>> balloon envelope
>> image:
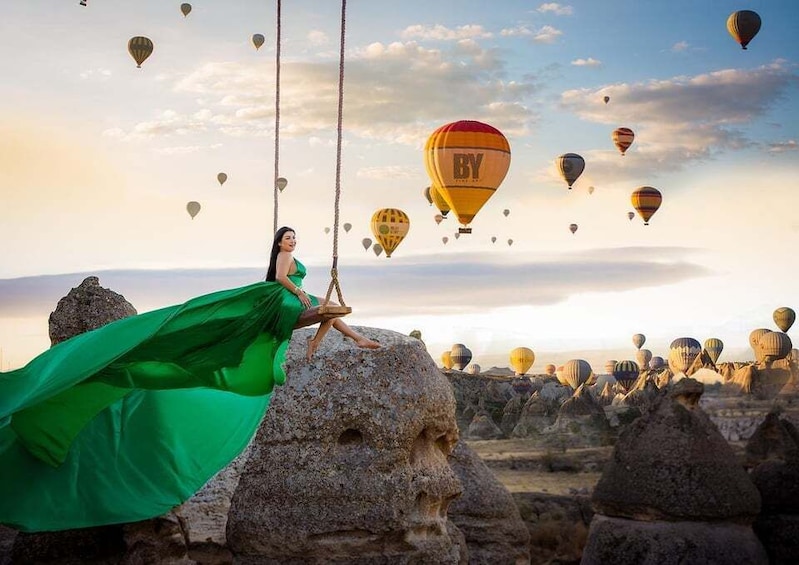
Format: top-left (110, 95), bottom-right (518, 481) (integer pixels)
top-left (507, 239), bottom-right (513, 246)
top-left (612, 127), bottom-right (635, 155)
top-left (631, 186), bottom-right (662, 225)
top-left (425, 120), bottom-right (511, 230)
top-left (758, 331), bottom-right (792, 363)
top-left (569, 223), bottom-right (578, 234)
top-left (727, 10), bottom-right (761, 50)
top-left (180, 3), bottom-right (192, 16)
top-left (217, 172), bottom-right (227, 186)
top-left (555, 153), bottom-right (585, 189)
top-left (434, 214), bottom-right (444, 225)
top-left (632, 333), bottom-right (646, 350)
top-left (343, 223), bottom-right (352, 233)
top-left (423, 186), bottom-right (433, 205)
top-left (636, 348), bottom-right (652, 369)
top-left (441, 351), bottom-right (454, 370)
top-left (276, 177), bottom-right (288, 191)
top-left (773, 307), bottom-right (796, 332)
top-left (703, 338), bottom-right (724, 364)
top-left (650, 356), bottom-right (665, 370)
top-left (361, 237), bottom-right (372, 251)
top-left (561, 359), bottom-right (593, 390)
top-left (545, 363), bottom-right (556, 376)
top-left (450, 344), bottom-right (472, 371)
top-left (466, 364), bottom-right (481, 375)
top-left (627, 211), bottom-right (635, 221)
top-left (370, 208), bottom-right (409, 258)
top-left (669, 337), bottom-right (702, 374)
top-left (429, 185), bottom-right (451, 217)
top-left (613, 360), bottom-right (640, 392)
top-left (603, 96), bottom-right (610, 104)
top-left (604, 360), bottom-right (618, 375)
top-left (186, 201), bottom-right (201, 219)
top-left (252, 34), bottom-right (265, 50)
top-left (503, 209), bottom-right (510, 217)
top-left (588, 186), bottom-right (595, 195)
top-left (324, 227), bottom-right (330, 234)
top-left (128, 36), bottom-right (154, 68)
top-left (509, 347), bottom-right (535, 376)
top-left (491, 236), bottom-right (497, 243)
top-left (372, 243), bottom-right (383, 257)
top-left (749, 328), bottom-right (771, 350)
top-left (442, 236), bottom-right (449, 245)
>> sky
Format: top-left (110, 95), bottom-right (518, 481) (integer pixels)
top-left (0, 0), bottom-right (797, 372)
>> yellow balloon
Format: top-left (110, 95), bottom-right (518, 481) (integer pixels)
top-left (370, 208), bottom-right (409, 258)
top-left (128, 36), bottom-right (154, 68)
top-left (509, 347), bottom-right (535, 376)
top-left (441, 351), bottom-right (454, 370)
top-left (429, 184), bottom-right (451, 217)
top-left (773, 307), bottom-right (796, 332)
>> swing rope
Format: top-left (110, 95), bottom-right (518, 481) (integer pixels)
top-left (272, 0), bottom-right (282, 234)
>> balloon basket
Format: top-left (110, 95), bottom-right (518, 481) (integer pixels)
top-left (458, 227), bottom-right (472, 234)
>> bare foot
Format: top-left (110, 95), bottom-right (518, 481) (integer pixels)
top-left (306, 337), bottom-right (321, 361)
top-left (353, 336), bottom-right (381, 349)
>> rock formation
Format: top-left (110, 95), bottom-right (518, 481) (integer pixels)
top-left (544, 384), bottom-right (611, 448)
top-left (511, 392), bottom-right (553, 438)
top-left (582, 378), bottom-right (768, 564)
top-left (467, 407), bottom-right (504, 440)
top-left (500, 394), bottom-right (525, 437)
top-left (685, 348), bottom-right (717, 377)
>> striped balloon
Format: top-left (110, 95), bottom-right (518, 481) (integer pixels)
top-left (370, 208), bottom-right (409, 258)
top-left (450, 344), bottom-right (472, 371)
top-left (757, 332), bottom-right (792, 364)
top-left (555, 153), bottom-right (585, 189)
top-left (561, 359), bottom-right (593, 390)
top-left (425, 121), bottom-right (510, 231)
top-left (636, 348), bottom-right (652, 369)
top-left (612, 127), bottom-right (635, 155)
top-left (669, 337), bottom-right (702, 374)
top-left (613, 360), bottom-right (640, 393)
top-left (466, 363), bottom-right (481, 375)
top-left (703, 338), bottom-right (724, 364)
top-left (631, 186), bottom-right (662, 225)
top-left (749, 328), bottom-right (771, 350)
top-left (649, 356), bottom-right (665, 370)
top-left (726, 10), bottom-right (761, 50)
top-left (127, 36), bottom-right (154, 68)
top-left (441, 351), bottom-right (454, 370)
top-left (509, 347), bottom-right (535, 376)
top-left (773, 307), bottom-right (796, 333)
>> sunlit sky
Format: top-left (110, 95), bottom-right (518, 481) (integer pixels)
top-left (1, 0), bottom-right (797, 371)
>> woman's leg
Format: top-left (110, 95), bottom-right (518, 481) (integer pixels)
top-left (307, 318), bottom-right (334, 361)
top-left (307, 297), bottom-right (381, 355)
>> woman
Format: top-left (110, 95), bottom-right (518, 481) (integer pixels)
top-left (267, 226), bottom-right (380, 360)
top-left (0, 226), bottom-right (377, 532)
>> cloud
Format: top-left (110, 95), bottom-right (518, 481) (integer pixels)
top-left (108, 41), bottom-right (539, 145)
top-left (307, 30), bottom-right (328, 46)
top-left (0, 247), bottom-right (711, 319)
top-left (400, 24), bottom-right (492, 41)
top-left (153, 143), bottom-right (223, 155)
top-left (356, 165), bottom-right (418, 180)
top-left (767, 139), bottom-right (798, 153)
top-left (537, 3), bottom-right (574, 16)
top-left (671, 41), bottom-right (689, 52)
top-left (572, 57), bottom-right (602, 67)
top-left (500, 24), bottom-right (563, 43)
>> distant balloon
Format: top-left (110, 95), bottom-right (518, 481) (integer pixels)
top-left (669, 337), bottom-right (702, 374)
top-left (757, 331), bottom-right (792, 364)
top-left (560, 359), bottom-right (593, 390)
top-left (429, 184), bottom-right (451, 218)
top-left (442, 236), bottom-right (449, 245)
top-left (773, 307), bottom-right (796, 332)
top-left (441, 351), bottom-right (454, 370)
top-left (649, 356), bottom-right (665, 370)
top-left (545, 363), bottom-right (556, 376)
top-left (128, 36), bottom-right (154, 68)
top-left (604, 360), bottom-right (618, 375)
top-left (454, 232), bottom-right (461, 240)
top-left (510, 347), bottom-right (535, 376)
top-left (636, 348), bottom-right (652, 369)
top-left (434, 214), bottom-right (444, 225)
top-left (423, 186), bottom-right (433, 206)
top-left (361, 237), bottom-right (372, 251)
top-left (632, 333), bottom-right (646, 350)
top-left (252, 34), bottom-right (265, 50)
top-left (588, 186), bottom-right (595, 195)
top-left (450, 344), bottom-right (472, 371)
top-left (186, 201), bottom-right (201, 219)
top-left (276, 177), bottom-right (288, 191)
top-left (503, 209), bottom-right (510, 217)
top-left (703, 338), bottom-right (724, 364)
top-left (631, 186), bottom-right (662, 225)
top-left (569, 223), bottom-right (578, 235)
top-left (555, 153), bottom-right (585, 189)
top-left (491, 236), bottom-right (497, 244)
top-left (466, 364), bottom-right (481, 375)
top-left (790, 348), bottom-right (799, 363)
top-left (371, 208), bottom-right (410, 258)
top-left (612, 127), bottom-right (635, 156)
top-left (603, 96), bottom-right (610, 104)
top-left (372, 243), bottom-right (383, 257)
top-left (613, 360), bottom-right (640, 393)
top-left (343, 222), bottom-right (352, 233)
top-left (180, 3), bottom-right (192, 17)
top-left (727, 10), bottom-right (761, 50)
top-left (749, 328), bottom-right (771, 350)
top-left (507, 239), bottom-right (513, 246)
top-left (627, 211), bottom-right (635, 221)
top-left (324, 227), bottom-right (330, 234)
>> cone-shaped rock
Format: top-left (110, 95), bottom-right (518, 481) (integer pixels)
top-left (685, 348), bottom-right (717, 377)
top-left (598, 382), bottom-right (615, 406)
top-left (500, 394), bottom-right (525, 436)
top-left (545, 384), bottom-right (611, 447)
top-left (467, 409), bottom-right (504, 440)
top-left (511, 392), bottom-right (553, 438)
top-left (621, 379), bottom-right (662, 415)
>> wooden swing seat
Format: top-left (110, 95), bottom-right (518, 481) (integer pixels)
top-left (294, 304), bottom-right (351, 329)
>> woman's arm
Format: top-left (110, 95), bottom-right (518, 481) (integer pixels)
top-left (275, 252), bottom-right (312, 308)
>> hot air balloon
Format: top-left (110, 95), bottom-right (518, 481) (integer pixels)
top-left (507, 239), bottom-right (513, 246)
top-left (441, 351), bottom-right (454, 370)
top-left (454, 232), bottom-right (461, 240)
top-left (569, 223), bottom-right (578, 234)
top-left (434, 214), bottom-right (444, 225)
top-left (560, 359), bottom-right (593, 390)
top-left (186, 201), bottom-right (201, 219)
top-left (425, 120), bottom-right (511, 233)
top-left (749, 328), bottom-right (771, 350)
top-left (555, 153), bottom-right (585, 189)
top-left (612, 127), bottom-right (635, 156)
top-left (790, 348), bottom-right (799, 363)
top-left (343, 222), bottom-right (352, 233)
top-left (252, 34), bottom-right (265, 50)
top-left (442, 236), bottom-right (449, 245)
top-left (588, 186), bottom-right (595, 195)
top-left (361, 237), bottom-right (372, 251)
top-left (372, 243), bottom-right (383, 257)
top-left (429, 185), bottom-right (451, 218)
top-left (324, 227), bottom-right (331, 234)
top-left (217, 172), bottom-right (227, 186)
top-left (627, 211), bottom-right (635, 221)
top-left (503, 209), bottom-right (510, 217)
top-left (491, 236), bottom-right (497, 244)
top-left (180, 3), bottom-right (192, 17)
top-left (423, 186), bottom-right (433, 206)
top-left (636, 348), bottom-right (652, 369)
top-left (466, 364), bottom-right (481, 375)
top-left (510, 347), bottom-right (535, 376)
top-left (703, 338), bottom-right (724, 364)
top-left (545, 363), bottom-right (556, 376)
top-left (604, 360), bottom-right (618, 375)
top-left (773, 307), bottom-right (796, 332)
top-left (757, 331), bottom-right (792, 364)
top-left (613, 360), bottom-right (640, 393)
top-left (632, 334), bottom-right (646, 350)
top-left (370, 208), bottom-right (409, 258)
top-left (128, 36), bottom-right (154, 68)
top-left (649, 356), bottom-right (665, 370)
top-left (450, 344), bottom-right (472, 371)
top-left (631, 186), bottom-right (662, 225)
top-left (276, 177), bottom-right (288, 192)
top-left (603, 96), bottom-right (610, 104)
top-left (669, 337), bottom-right (702, 374)
top-left (727, 10), bottom-right (761, 50)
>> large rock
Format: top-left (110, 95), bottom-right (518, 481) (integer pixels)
top-left (226, 327), bottom-right (465, 564)
top-left (48, 276), bottom-right (137, 346)
top-left (513, 492), bottom-right (592, 565)
top-left (467, 409), bottom-right (504, 440)
top-left (447, 442), bottom-right (530, 564)
top-left (500, 394), bottom-right (525, 436)
top-left (511, 392), bottom-right (553, 438)
top-left (544, 385), bottom-right (611, 448)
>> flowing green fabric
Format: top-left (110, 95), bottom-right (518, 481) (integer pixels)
top-left (0, 261), bottom-right (317, 532)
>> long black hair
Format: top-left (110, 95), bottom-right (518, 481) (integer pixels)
top-left (265, 226), bottom-right (295, 281)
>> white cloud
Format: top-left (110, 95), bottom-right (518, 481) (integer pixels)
top-left (500, 24), bottom-right (563, 43)
top-left (671, 41), bottom-right (689, 52)
top-left (537, 3), bottom-right (574, 16)
top-left (767, 139), bottom-right (798, 153)
top-left (356, 165), bottom-right (418, 180)
top-left (572, 57), bottom-right (602, 67)
top-left (400, 24), bottom-right (492, 41)
top-left (307, 30), bottom-right (328, 46)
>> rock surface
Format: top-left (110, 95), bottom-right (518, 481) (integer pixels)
top-left (544, 385), bottom-right (611, 448)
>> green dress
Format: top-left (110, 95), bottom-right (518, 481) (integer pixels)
top-left (0, 260), bottom-right (318, 532)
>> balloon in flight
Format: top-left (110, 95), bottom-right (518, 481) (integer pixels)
top-left (588, 186), bottom-right (595, 195)
top-left (441, 351), bottom-right (454, 370)
top-left (727, 10), bottom-right (761, 50)
top-left (569, 223), bottom-right (578, 235)
top-left (555, 153), bottom-right (585, 189)
top-left (324, 227), bottom-right (330, 234)
top-left (434, 214), bottom-right (444, 225)
top-left (749, 328), bottom-right (771, 350)
top-left (217, 172), bottom-right (227, 186)
top-left (650, 356), bottom-right (665, 370)
top-left (627, 211), bottom-right (635, 221)
top-left (450, 344), bottom-right (472, 371)
top-left (252, 34), bottom-right (265, 50)
top-left (603, 96), bottom-right (610, 104)
top-left (545, 363), bottom-right (556, 376)
top-left (186, 201), bottom-right (201, 219)
top-left (276, 177), bottom-right (288, 191)
top-left (454, 232), bottom-right (460, 240)
top-left (429, 184), bottom-right (451, 218)
top-left (180, 3), bottom-right (192, 17)
top-left (343, 222), bottom-right (352, 233)
top-left (669, 337), bottom-right (702, 374)
top-left (371, 208), bottom-right (410, 258)
top-left (636, 348), bottom-right (652, 369)
top-left (560, 359), bottom-right (593, 390)
top-left (507, 239), bottom-right (513, 246)
top-left (503, 209), bottom-right (510, 217)
top-left (491, 236), bottom-right (497, 244)
top-left (757, 331), bottom-right (792, 363)
top-left (703, 338), bottom-right (724, 364)
top-left (128, 36), bottom-right (154, 68)
top-left (372, 243), bottom-right (383, 257)
top-left (773, 307), bottom-right (796, 332)
top-left (612, 127), bottom-right (635, 156)
top-left (604, 360), bottom-right (618, 375)
top-left (631, 186), bottom-right (662, 225)
top-left (425, 120), bottom-right (511, 232)
top-left (423, 186), bottom-right (433, 206)
top-left (509, 347), bottom-right (535, 376)
top-left (361, 237), bottom-right (372, 251)
top-left (613, 360), bottom-right (640, 393)
top-left (632, 333), bottom-right (646, 350)
top-left (442, 236), bottom-right (449, 245)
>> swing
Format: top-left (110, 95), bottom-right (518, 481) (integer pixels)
top-left (270, 0), bottom-right (352, 328)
